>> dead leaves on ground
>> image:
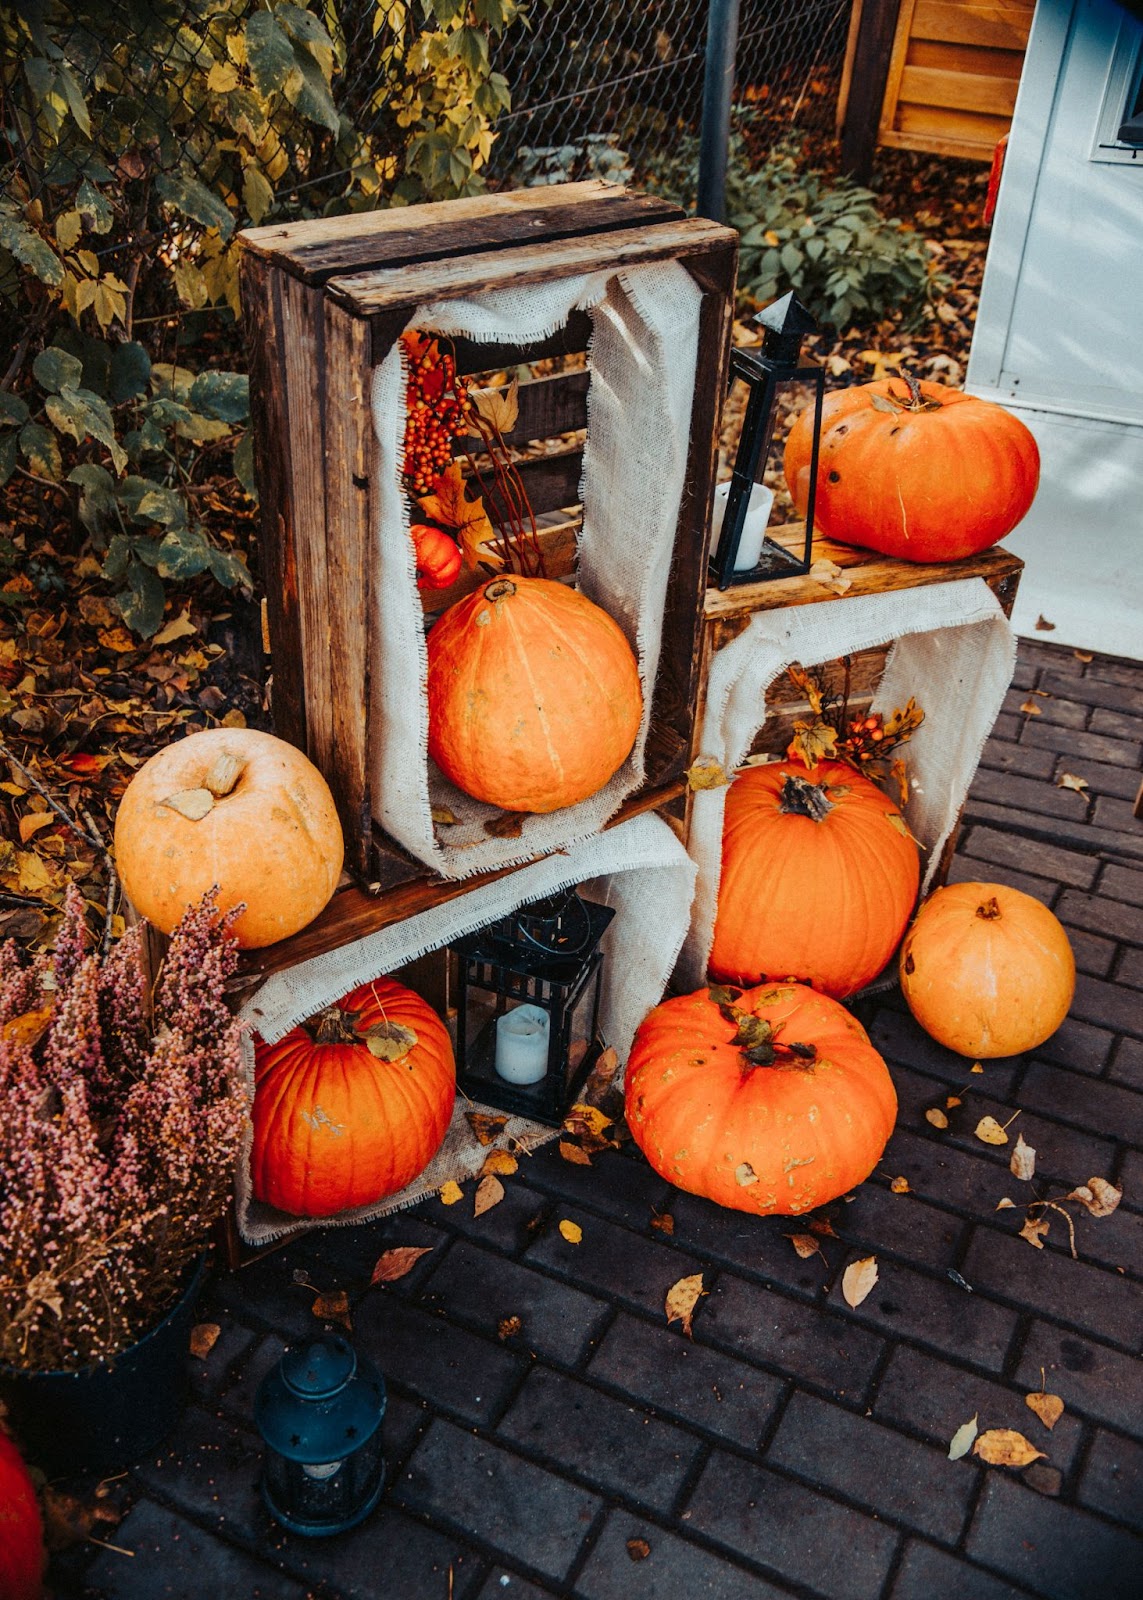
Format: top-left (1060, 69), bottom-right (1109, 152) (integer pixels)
top-left (474, 1174), bottom-right (505, 1217)
top-left (948, 1414), bottom-right (978, 1460)
top-left (665, 1273), bottom-right (705, 1337)
top-left (1069, 1177), bottom-right (1122, 1217)
top-left (841, 1255), bottom-right (879, 1309)
top-left (1010, 1134), bottom-right (1036, 1181)
top-left (558, 1219), bottom-right (583, 1245)
top-left (371, 1246), bottom-right (434, 1285)
top-left (1026, 1389), bottom-right (1065, 1431)
top-left (974, 1429), bottom-right (1046, 1468)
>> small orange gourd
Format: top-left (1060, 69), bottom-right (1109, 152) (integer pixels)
top-left (711, 760), bottom-right (920, 999)
top-left (900, 881), bottom-right (1075, 1057)
top-left (625, 981), bottom-right (897, 1215)
top-left (412, 523), bottom-right (462, 590)
top-left (251, 978), bottom-right (455, 1217)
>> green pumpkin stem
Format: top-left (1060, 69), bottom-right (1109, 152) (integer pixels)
top-left (779, 773), bottom-right (833, 823)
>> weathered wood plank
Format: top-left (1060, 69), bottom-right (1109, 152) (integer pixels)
top-left (912, 0), bottom-right (1033, 52)
top-left (456, 369), bottom-right (590, 450)
top-left (326, 219), bottom-right (738, 315)
top-left (448, 313), bottom-right (593, 376)
top-left (892, 102), bottom-right (1012, 150)
top-left (907, 36), bottom-right (1025, 75)
top-left (505, 448), bottom-right (584, 518)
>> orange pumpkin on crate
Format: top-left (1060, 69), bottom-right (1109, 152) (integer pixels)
top-left (900, 881), bottom-right (1075, 1058)
top-left (251, 978), bottom-right (456, 1217)
top-left (625, 981), bottom-right (897, 1215)
top-left (784, 376), bottom-right (1039, 563)
top-left (426, 575), bottom-right (643, 813)
top-left (710, 760), bottom-right (920, 1000)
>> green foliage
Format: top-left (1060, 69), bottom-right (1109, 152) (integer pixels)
top-left (645, 135), bottom-right (940, 330)
top-left (0, 0), bottom-right (530, 633)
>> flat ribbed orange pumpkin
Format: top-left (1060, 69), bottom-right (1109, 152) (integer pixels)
top-left (784, 377), bottom-right (1039, 562)
top-left (900, 881), bottom-right (1075, 1058)
top-left (251, 978), bottom-right (455, 1217)
top-left (426, 575), bottom-right (642, 812)
top-left (711, 760), bottom-right (920, 999)
top-left (115, 728), bottom-right (343, 948)
top-left (626, 981), bottom-right (897, 1214)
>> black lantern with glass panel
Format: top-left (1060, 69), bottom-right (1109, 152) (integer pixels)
top-left (710, 292), bottom-right (824, 589)
top-left (452, 887), bottom-right (615, 1126)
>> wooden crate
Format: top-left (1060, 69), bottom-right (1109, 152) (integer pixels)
top-left (839, 0), bottom-right (1033, 161)
top-left (238, 182), bottom-right (738, 886)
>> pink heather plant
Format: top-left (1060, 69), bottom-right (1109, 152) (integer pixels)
top-left (0, 887), bottom-right (247, 1371)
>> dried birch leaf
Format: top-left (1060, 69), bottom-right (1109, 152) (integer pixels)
top-left (474, 1175), bottom-right (504, 1216)
top-left (971, 1062), bottom-right (984, 1074)
top-left (925, 1107), bottom-right (949, 1130)
top-left (1010, 1134), bottom-right (1036, 1181)
top-left (481, 1149), bottom-right (518, 1177)
top-left (362, 1020), bottom-right (418, 1062)
top-left (808, 557), bottom-right (853, 595)
top-left (948, 1414), bottom-right (978, 1461)
top-left (189, 1322), bottom-right (221, 1360)
top-left (431, 805), bottom-right (459, 825)
top-left (889, 1176), bottom-right (911, 1194)
top-left (484, 810), bottom-right (526, 838)
top-left (371, 1246), bottom-right (433, 1285)
top-left (1025, 1391), bottom-right (1064, 1431)
top-left (466, 1113), bottom-right (509, 1146)
top-left (1069, 1178), bottom-right (1122, 1217)
top-left (559, 1139), bottom-right (592, 1165)
top-left (1019, 699), bottom-right (1042, 716)
top-left (564, 1103), bottom-right (612, 1141)
top-left (651, 1211), bottom-right (674, 1236)
top-left (686, 756), bottom-right (728, 791)
top-left (946, 1095), bottom-right (962, 1108)
top-left (18, 811), bottom-right (55, 842)
top-left (312, 1290), bottom-right (352, 1331)
top-left (975, 1115), bottom-right (1012, 1146)
top-left (1056, 773), bottom-right (1089, 792)
top-left (160, 786), bottom-right (214, 820)
top-left (996, 1197), bottom-right (1016, 1210)
top-left (787, 1232), bottom-right (825, 1261)
top-left (665, 1273), bottom-right (705, 1337)
top-left (973, 1429), bottom-right (1046, 1468)
top-left (439, 1179), bottom-right (464, 1206)
top-left (842, 1255), bottom-right (878, 1308)
top-left (1019, 1214), bottom-right (1050, 1249)
top-left (558, 1219), bottom-right (582, 1244)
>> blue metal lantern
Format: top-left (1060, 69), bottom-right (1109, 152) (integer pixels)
top-left (254, 1335), bottom-right (386, 1536)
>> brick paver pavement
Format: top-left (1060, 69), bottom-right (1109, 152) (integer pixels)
top-left (60, 640), bottom-right (1142, 1600)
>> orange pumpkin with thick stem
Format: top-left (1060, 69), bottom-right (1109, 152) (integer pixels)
top-left (115, 728), bottom-right (343, 948)
top-left (251, 978), bottom-right (455, 1217)
top-left (784, 376), bottom-right (1039, 563)
top-left (0, 1432), bottom-right (43, 1600)
top-left (625, 981), bottom-right (897, 1214)
top-left (710, 760), bottom-right (920, 1000)
top-left (900, 881), bottom-right (1075, 1058)
top-left (426, 575), bottom-right (643, 813)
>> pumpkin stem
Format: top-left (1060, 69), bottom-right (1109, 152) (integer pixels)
top-left (307, 1006), bottom-right (361, 1045)
top-left (779, 773), bottom-right (834, 822)
top-left (976, 897), bottom-right (1002, 920)
top-left (892, 370), bottom-right (942, 414)
top-left (203, 752), bottom-right (243, 799)
top-left (484, 578), bottom-right (517, 603)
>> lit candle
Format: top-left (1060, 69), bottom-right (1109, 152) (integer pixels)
top-left (712, 481), bottom-right (775, 572)
top-left (494, 1004), bottom-right (550, 1085)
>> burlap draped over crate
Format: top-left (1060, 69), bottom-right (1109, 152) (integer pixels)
top-left (677, 577), bottom-right (1018, 991)
top-left (234, 813), bottom-right (697, 1246)
top-left (369, 264), bottom-right (702, 879)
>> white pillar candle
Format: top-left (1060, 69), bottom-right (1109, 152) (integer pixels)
top-left (494, 1004), bottom-right (550, 1085)
top-left (712, 481), bottom-right (776, 572)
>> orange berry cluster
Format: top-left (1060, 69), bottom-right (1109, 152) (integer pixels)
top-left (839, 713), bottom-right (887, 764)
top-left (402, 332), bottom-right (470, 496)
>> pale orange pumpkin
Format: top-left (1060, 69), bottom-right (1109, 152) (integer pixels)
top-left (625, 981), bottom-right (897, 1214)
top-left (426, 575), bottom-right (643, 812)
top-left (710, 760), bottom-right (920, 999)
top-left (900, 881), bottom-right (1075, 1057)
top-left (251, 978), bottom-right (455, 1217)
top-left (115, 728), bottom-right (343, 948)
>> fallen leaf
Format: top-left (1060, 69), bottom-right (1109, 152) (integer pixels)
top-left (18, 810), bottom-right (56, 842)
top-left (497, 1314), bottom-right (523, 1341)
top-left (466, 1113), bottom-right (509, 1145)
top-left (787, 1232), bottom-right (825, 1261)
top-left (439, 1180), bottom-right (464, 1206)
top-left (159, 786), bottom-right (214, 821)
top-left (686, 756), bottom-right (728, 790)
top-left (221, 708), bottom-right (247, 728)
top-left (735, 1161), bottom-right (759, 1186)
top-left (1019, 699), bottom-right (1042, 716)
top-left (153, 609), bottom-right (197, 644)
top-left (558, 1219), bottom-right (582, 1244)
top-left (481, 1149), bottom-right (518, 1178)
top-left (973, 1429), bottom-right (1046, 1468)
top-left (564, 1103), bottom-right (612, 1142)
top-left (1034, 615), bottom-right (1056, 631)
top-left (786, 718), bottom-right (839, 769)
top-left (925, 1107), bottom-right (949, 1129)
top-left (484, 810), bottom-right (526, 838)
top-left (996, 1197), bottom-right (1016, 1210)
top-left (1020, 1214), bottom-right (1050, 1249)
top-left (665, 1273), bottom-right (705, 1337)
top-left (889, 1176), bottom-right (911, 1194)
top-left (971, 1062), bottom-right (984, 1074)
top-left (370, 1246), bottom-right (433, 1285)
top-left (948, 1414), bottom-right (978, 1460)
top-left (559, 1139), bottom-right (592, 1165)
top-left (947, 1269), bottom-right (974, 1293)
top-left (189, 1322), bottom-right (220, 1360)
top-left (1068, 1177), bottom-right (1122, 1217)
top-left (807, 1217), bottom-right (838, 1238)
top-left (1073, 649), bottom-right (1093, 663)
top-left (1026, 1391), bottom-right (1064, 1430)
top-left (474, 1174), bottom-right (505, 1216)
top-left (946, 1095), bottom-right (962, 1108)
top-left (97, 625), bottom-right (138, 653)
top-left (431, 804), bottom-right (459, 825)
top-left (2, 1005), bottom-right (53, 1050)
top-left (1056, 773), bottom-right (1089, 792)
top-left (471, 377), bottom-right (520, 435)
top-left (1010, 1134), bottom-right (1036, 1181)
top-left (361, 1020), bottom-right (418, 1062)
top-left (626, 1537), bottom-right (651, 1562)
top-left (312, 1290), bottom-right (352, 1331)
top-left (975, 1114), bottom-right (1015, 1146)
top-left (651, 1211), bottom-right (675, 1236)
top-left (841, 1255), bottom-right (878, 1308)
top-left (808, 556), bottom-right (852, 595)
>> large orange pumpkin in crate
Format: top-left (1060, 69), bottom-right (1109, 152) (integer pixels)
top-left (784, 377), bottom-right (1039, 563)
top-left (900, 881), bottom-right (1075, 1058)
top-left (625, 981), bottom-right (897, 1214)
top-left (710, 760), bottom-right (920, 999)
top-left (251, 978), bottom-right (456, 1217)
top-left (426, 575), bottom-right (643, 812)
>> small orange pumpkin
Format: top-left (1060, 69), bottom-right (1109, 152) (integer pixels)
top-left (784, 377), bottom-right (1039, 562)
top-left (115, 728), bottom-right (343, 948)
top-left (426, 575), bottom-right (643, 813)
top-left (625, 981), bottom-right (897, 1215)
top-left (900, 881), bottom-right (1075, 1057)
top-left (251, 978), bottom-right (456, 1217)
top-left (412, 523), bottom-right (462, 590)
top-left (711, 760), bottom-right (920, 999)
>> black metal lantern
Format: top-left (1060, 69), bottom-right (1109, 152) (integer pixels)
top-left (709, 291), bottom-right (824, 589)
top-left (452, 886), bottom-right (615, 1126)
top-left (254, 1335), bottom-right (386, 1537)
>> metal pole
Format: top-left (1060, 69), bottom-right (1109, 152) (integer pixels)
top-left (697, 0), bottom-right (740, 222)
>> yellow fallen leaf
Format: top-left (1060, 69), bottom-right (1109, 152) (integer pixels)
top-left (665, 1273), bottom-right (705, 1337)
top-left (1010, 1133), bottom-right (1036, 1181)
top-left (481, 1149), bottom-right (518, 1178)
top-left (558, 1219), bottom-right (582, 1244)
top-left (948, 1414), bottom-right (978, 1460)
top-left (946, 1095), bottom-right (962, 1108)
top-left (1026, 1391), bottom-right (1064, 1430)
top-left (153, 609), bottom-right (197, 645)
top-left (1019, 1214), bottom-right (1050, 1249)
top-left (466, 1113), bottom-right (509, 1145)
top-left (686, 756), bottom-right (728, 791)
top-left (1068, 1177), bottom-right (1122, 1217)
top-left (841, 1255), bottom-right (878, 1309)
top-left (1056, 773), bottom-right (1088, 792)
top-left (431, 805), bottom-right (459, 826)
top-left (890, 1176), bottom-right (911, 1194)
top-left (971, 1062), bottom-right (984, 1073)
top-left (18, 811), bottom-right (56, 843)
top-left (1, 1006), bottom-right (53, 1050)
top-left (925, 1107), bottom-right (949, 1130)
top-left (97, 626), bottom-right (138, 653)
top-left (1019, 699), bottom-right (1042, 716)
top-left (973, 1429), bottom-right (1046, 1468)
top-left (439, 1180), bottom-right (464, 1206)
top-left (189, 1322), bottom-right (220, 1360)
top-left (221, 708), bottom-right (246, 729)
top-left (975, 1114), bottom-right (1014, 1146)
top-left (559, 1140), bottom-right (592, 1166)
top-left (474, 1174), bottom-right (504, 1216)
top-left (563, 1103), bottom-right (612, 1141)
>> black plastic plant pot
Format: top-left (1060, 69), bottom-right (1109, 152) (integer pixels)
top-left (0, 1254), bottom-right (210, 1476)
